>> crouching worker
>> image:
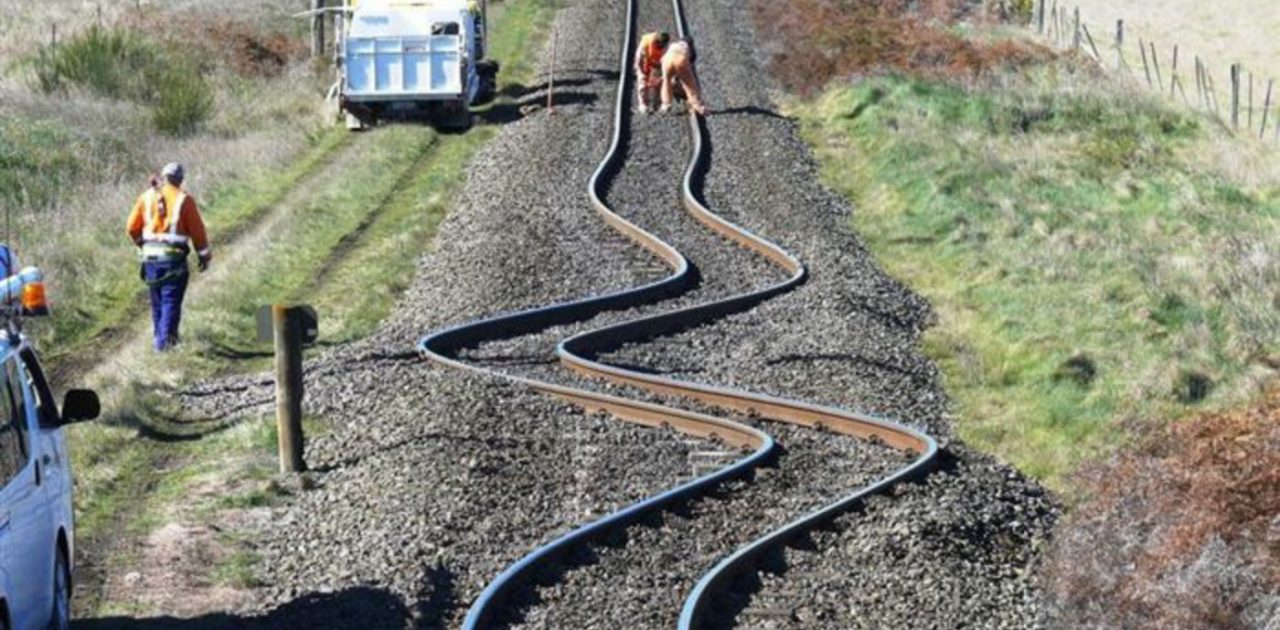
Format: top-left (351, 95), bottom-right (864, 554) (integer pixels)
top-left (660, 38), bottom-right (706, 116)
top-left (634, 31), bottom-right (670, 113)
top-left (126, 162), bottom-right (211, 351)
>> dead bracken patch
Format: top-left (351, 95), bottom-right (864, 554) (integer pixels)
top-left (122, 12), bottom-right (305, 78)
top-left (752, 0), bottom-right (1054, 94)
top-left (1043, 387), bottom-right (1280, 627)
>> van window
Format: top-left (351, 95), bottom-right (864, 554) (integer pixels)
top-left (0, 367), bottom-right (27, 486)
top-left (18, 349), bottom-right (57, 428)
top-left (5, 360), bottom-right (29, 446)
top-left (432, 22), bottom-right (459, 35)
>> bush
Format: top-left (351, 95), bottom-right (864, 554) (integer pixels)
top-left (31, 26), bottom-right (158, 101)
top-left (26, 26), bottom-right (212, 136)
top-left (151, 70), bottom-right (215, 137)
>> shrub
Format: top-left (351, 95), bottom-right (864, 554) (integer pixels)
top-left (25, 26), bottom-right (213, 136)
top-left (31, 26), bottom-right (158, 101)
top-left (150, 70), bottom-right (215, 137)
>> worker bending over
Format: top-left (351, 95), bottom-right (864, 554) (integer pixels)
top-left (634, 31), bottom-right (670, 113)
top-left (660, 38), bottom-right (706, 116)
top-left (126, 163), bottom-right (211, 351)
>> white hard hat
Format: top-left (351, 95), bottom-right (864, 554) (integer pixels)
top-left (161, 162), bottom-right (185, 183)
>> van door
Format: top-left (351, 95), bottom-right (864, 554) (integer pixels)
top-left (0, 364), bottom-right (51, 630)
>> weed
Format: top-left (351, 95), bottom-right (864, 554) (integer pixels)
top-left (212, 549), bottom-right (262, 588)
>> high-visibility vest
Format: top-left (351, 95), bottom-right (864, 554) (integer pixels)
top-left (638, 33), bottom-right (665, 75)
top-left (140, 188), bottom-right (189, 259)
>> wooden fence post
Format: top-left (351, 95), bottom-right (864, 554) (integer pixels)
top-left (1139, 39), bottom-right (1153, 88)
top-left (1037, 0), bottom-right (1047, 33)
top-left (1247, 71), bottom-right (1254, 130)
top-left (1072, 8), bottom-right (1081, 51)
top-left (1082, 23), bottom-right (1101, 61)
top-left (1261, 79), bottom-right (1273, 140)
top-left (311, 0), bottom-right (325, 59)
top-left (1230, 64), bottom-right (1240, 129)
top-left (1150, 42), bottom-right (1163, 92)
top-left (1170, 46), bottom-right (1179, 99)
top-left (273, 305), bottom-right (306, 473)
top-left (1195, 57), bottom-right (1206, 109)
top-left (1115, 20), bottom-right (1124, 70)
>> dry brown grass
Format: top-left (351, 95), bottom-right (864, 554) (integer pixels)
top-left (753, 0), bottom-right (1054, 94)
top-left (1043, 388), bottom-right (1280, 627)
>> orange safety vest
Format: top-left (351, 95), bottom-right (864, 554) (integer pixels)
top-left (638, 33), bottom-right (665, 75)
top-left (127, 184), bottom-right (210, 260)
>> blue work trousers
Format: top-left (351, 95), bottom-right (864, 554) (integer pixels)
top-left (142, 260), bottom-right (189, 351)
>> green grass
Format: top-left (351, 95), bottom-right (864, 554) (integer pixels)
top-left (39, 128), bottom-right (350, 367)
top-left (0, 116), bottom-right (135, 210)
top-left (793, 75), bottom-right (1280, 488)
top-left (67, 0), bottom-right (569, 615)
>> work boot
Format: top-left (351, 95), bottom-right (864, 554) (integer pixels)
top-left (638, 103), bottom-right (651, 114)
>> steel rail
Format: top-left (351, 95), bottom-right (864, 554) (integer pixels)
top-left (549, 1), bottom-right (937, 626)
top-left (420, 1), bottom-right (776, 627)
top-left (420, 0), bottom-right (938, 626)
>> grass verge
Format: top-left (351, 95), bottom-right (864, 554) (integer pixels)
top-left (792, 75), bottom-right (1280, 488)
top-left (67, 0), bottom-right (567, 616)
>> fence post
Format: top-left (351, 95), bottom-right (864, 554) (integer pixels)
top-left (1072, 7), bottom-right (1081, 52)
top-left (1082, 23), bottom-right (1101, 61)
top-left (1206, 66), bottom-right (1222, 117)
top-left (1115, 20), bottom-right (1124, 70)
top-left (273, 305), bottom-right (306, 473)
top-left (1247, 71), bottom-right (1254, 130)
top-left (1170, 46), bottom-right (1179, 99)
top-left (311, 0), bottom-right (325, 59)
top-left (1149, 42), bottom-right (1163, 92)
top-left (1230, 64), bottom-right (1240, 129)
top-left (1195, 57), bottom-right (1206, 109)
top-left (1261, 79), bottom-right (1273, 140)
top-left (1037, 0), bottom-right (1046, 33)
top-left (1139, 39), bottom-right (1153, 88)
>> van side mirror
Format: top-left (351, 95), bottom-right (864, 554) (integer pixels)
top-left (61, 389), bottom-right (100, 424)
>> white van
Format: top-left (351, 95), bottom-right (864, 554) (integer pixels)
top-left (0, 256), bottom-right (99, 630)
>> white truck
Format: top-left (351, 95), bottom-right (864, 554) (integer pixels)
top-left (335, 0), bottom-right (498, 130)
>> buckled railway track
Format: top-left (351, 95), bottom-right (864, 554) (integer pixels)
top-left (418, 0), bottom-right (938, 626)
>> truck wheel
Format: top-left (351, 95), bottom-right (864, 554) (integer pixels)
top-left (47, 546), bottom-right (70, 630)
top-left (440, 102), bottom-right (473, 131)
top-left (345, 112), bottom-right (369, 131)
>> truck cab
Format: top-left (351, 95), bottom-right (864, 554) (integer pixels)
top-left (0, 250), bottom-right (99, 630)
top-left (338, 0), bottom-right (498, 129)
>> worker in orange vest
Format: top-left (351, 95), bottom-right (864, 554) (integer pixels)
top-left (660, 38), bottom-right (706, 116)
top-left (634, 31), bottom-right (670, 113)
top-left (126, 163), bottom-right (211, 351)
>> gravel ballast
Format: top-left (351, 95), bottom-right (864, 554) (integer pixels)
top-left (176, 0), bottom-right (1059, 626)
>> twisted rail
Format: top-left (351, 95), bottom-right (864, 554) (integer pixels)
top-left (420, 0), bottom-right (938, 626)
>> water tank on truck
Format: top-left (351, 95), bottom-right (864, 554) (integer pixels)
top-left (334, 0), bottom-right (499, 130)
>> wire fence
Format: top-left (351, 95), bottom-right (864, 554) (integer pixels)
top-left (1029, 0), bottom-right (1279, 142)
